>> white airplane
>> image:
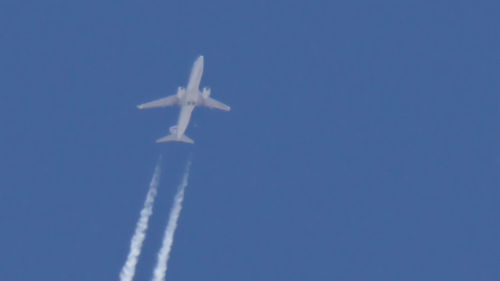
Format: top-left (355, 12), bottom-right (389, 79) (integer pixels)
top-left (137, 56), bottom-right (230, 144)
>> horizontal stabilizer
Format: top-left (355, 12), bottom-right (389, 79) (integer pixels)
top-left (156, 134), bottom-right (194, 144)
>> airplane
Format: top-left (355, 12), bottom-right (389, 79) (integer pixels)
top-left (137, 56), bottom-right (230, 144)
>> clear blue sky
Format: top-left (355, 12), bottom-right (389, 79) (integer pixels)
top-left (1, 1), bottom-right (499, 280)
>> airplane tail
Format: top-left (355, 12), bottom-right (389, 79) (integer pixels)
top-left (156, 134), bottom-right (194, 144)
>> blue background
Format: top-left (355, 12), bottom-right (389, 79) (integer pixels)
top-left (1, 1), bottom-right (499, 280)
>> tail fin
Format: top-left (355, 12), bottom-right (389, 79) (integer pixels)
top-left (156, 134), bottom-right (194, 144)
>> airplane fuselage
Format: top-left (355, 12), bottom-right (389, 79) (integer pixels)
top-left (174, 56), bottom-right (205, 139)
top-left (175, 104), bottom-right (195, 139)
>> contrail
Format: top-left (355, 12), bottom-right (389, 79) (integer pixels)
top-left (152, 161), bottom-right (191, 281)
top-left (119, 157), bottom-right (162, 281)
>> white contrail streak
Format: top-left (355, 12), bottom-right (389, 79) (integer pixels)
top-left (119, 158), bottom-right (162, 281)
top-left (152, 161), bottom-right (191, 281)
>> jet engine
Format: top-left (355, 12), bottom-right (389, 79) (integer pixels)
top-left (177, 87), bottom-right (186, 97)
top-left (202, 87), bottom-right (211, 98)
top-left (169, 125), bottom-right (178, 134)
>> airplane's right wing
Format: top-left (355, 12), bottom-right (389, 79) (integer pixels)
top-left (203, 97), bottom-right (231, 111)
top-left (137, 95), bottom-right (179, 109)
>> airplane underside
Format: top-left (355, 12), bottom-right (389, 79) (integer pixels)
top-left (137, 55), bottom-right (230, 144)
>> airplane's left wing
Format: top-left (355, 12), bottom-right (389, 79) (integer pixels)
top-left (137, 95), bottom-right (179, 109)
top-left (203, 97), bottom-right (231, 111)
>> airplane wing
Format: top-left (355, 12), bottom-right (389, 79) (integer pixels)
top-left (203, 97), bottom-right (231, 111)
top-left (137, 95), bottom-right (179, 109)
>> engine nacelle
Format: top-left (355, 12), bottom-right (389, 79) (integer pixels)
top-left (202, 87), bottom-right (211, 99)
top-left (169, 125), bottom-right (178, 134)
top-left (177, 87), bottom-right (186, 97)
